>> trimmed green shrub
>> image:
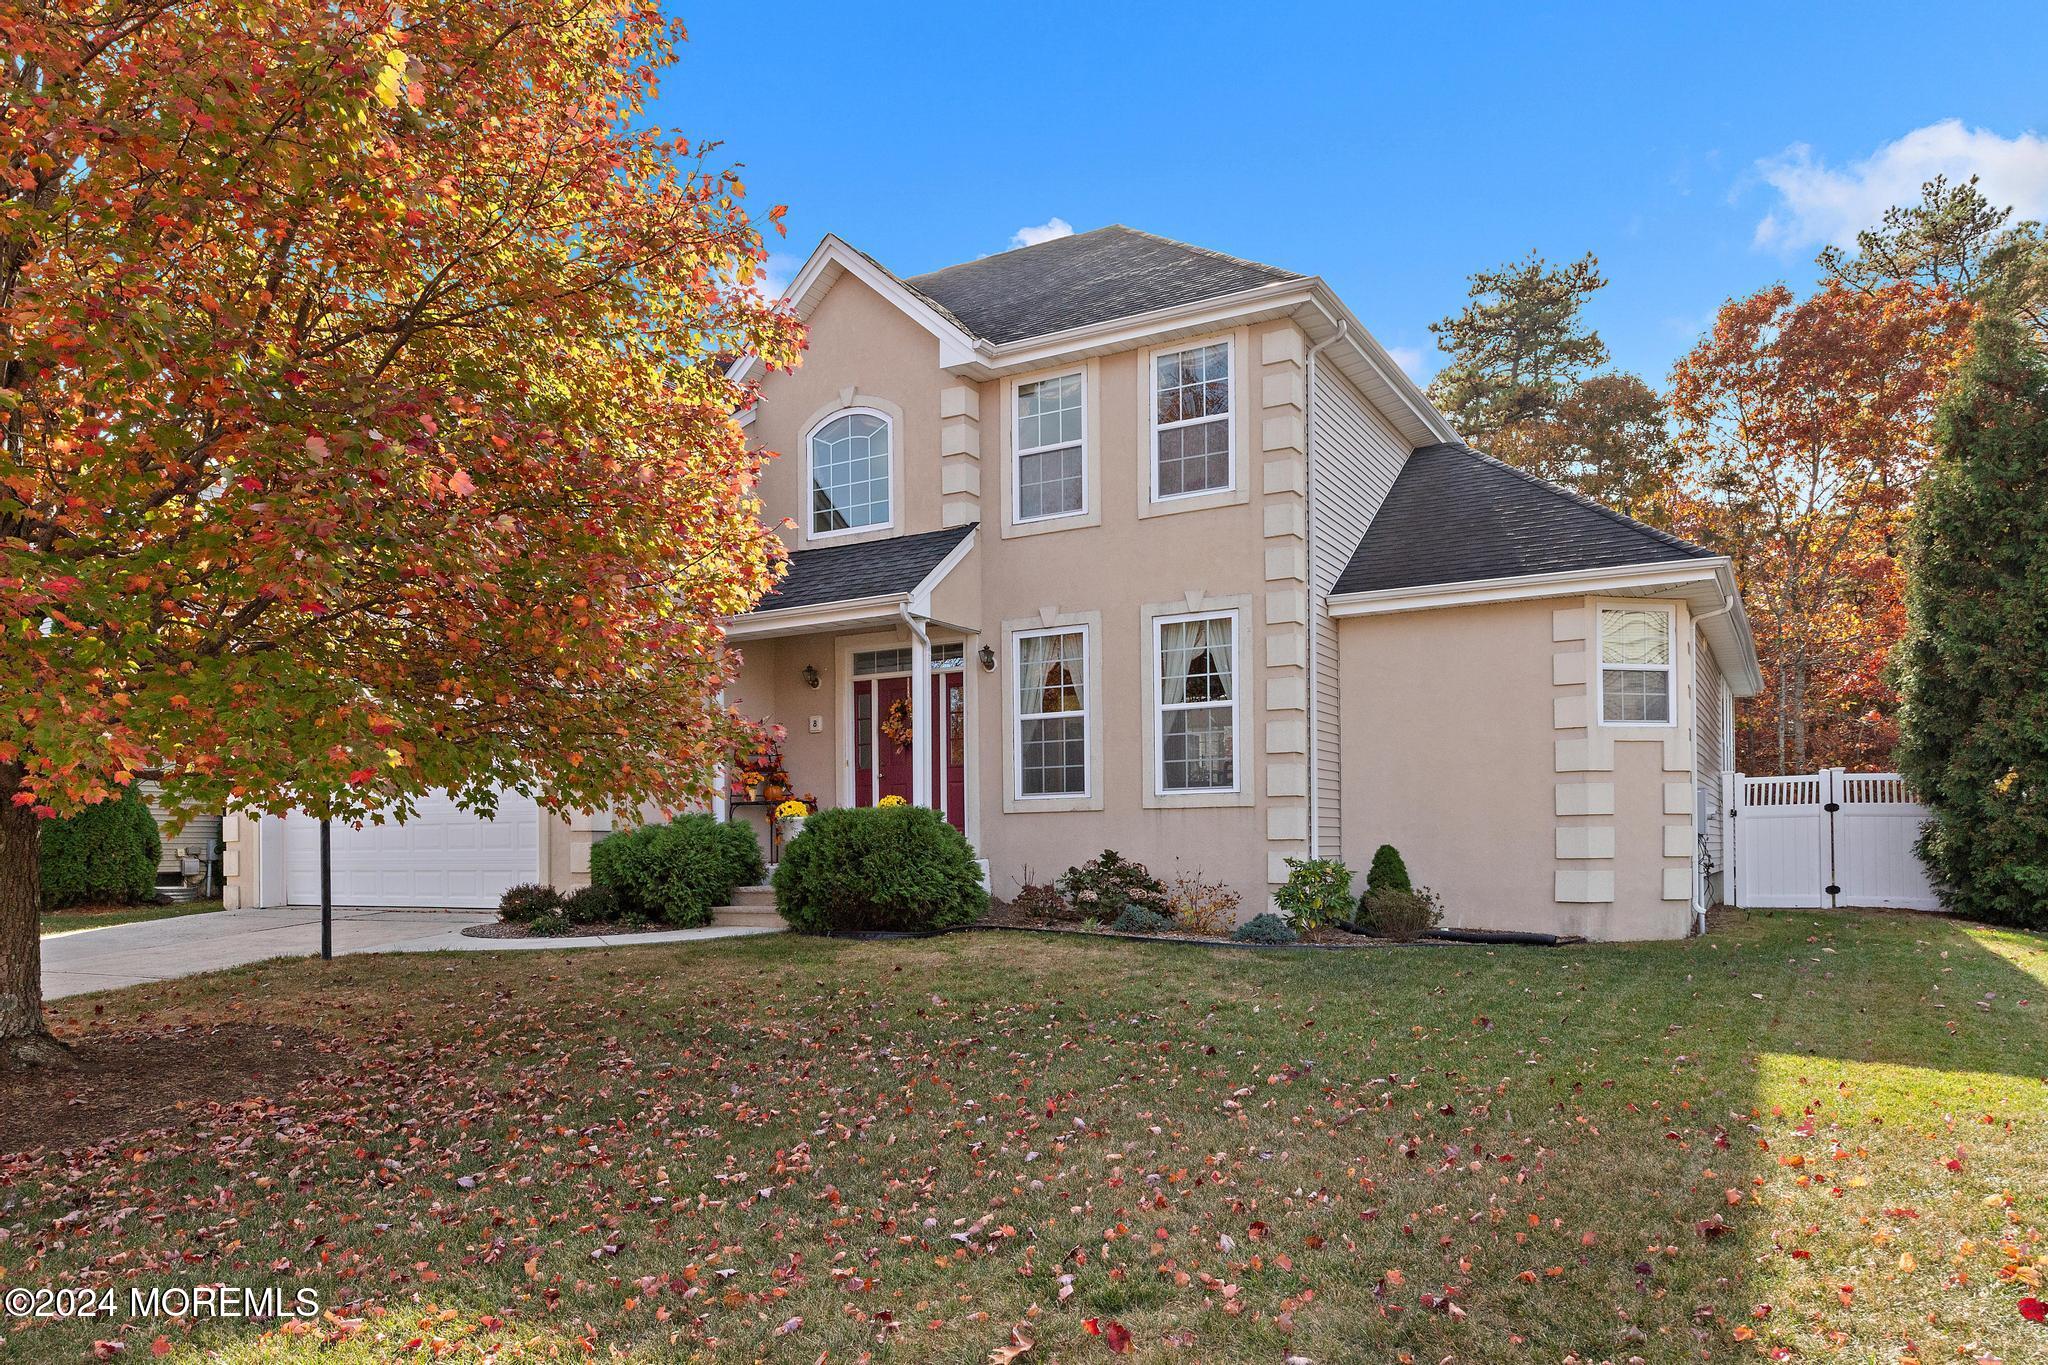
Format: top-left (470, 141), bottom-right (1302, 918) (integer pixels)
top-left (1231, 912), bottom-right (1297, 945)
top-left (773, 805), bottom-right (986, 934)
top-left (1365, 844), bottom-right (1412, 895)
top-left (588, 814), bottom-right (762, 927)
top-left (40, 786), bottom-right (161, 909)
top-left (1895, 316), bottom-right (2048, 928)
top-left (561, 883), bottom-right (618, 923)
top-left (1356, 886), bottom-right (1444, 941)
top-left (498, 883), bottom-right (564, 924)
top-left (1273, 857), bottom-right (1353, 931)
top-left (1056, 850), bottom-right (1167, 918)
top-left (1110, 905), bottom-right (1174, 934)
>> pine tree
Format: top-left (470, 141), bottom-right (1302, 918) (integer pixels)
top-left (1893, 317), bottom-right (2048, 927)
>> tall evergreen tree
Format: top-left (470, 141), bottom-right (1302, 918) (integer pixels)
top-left (1894, 317), bottom-right (2048, 927)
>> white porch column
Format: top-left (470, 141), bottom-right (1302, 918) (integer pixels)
top-left (910, 629), bottom-right (932, 807)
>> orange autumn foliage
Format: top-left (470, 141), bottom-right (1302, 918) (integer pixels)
top-left (1667, 282), bottom-right (1973, 773)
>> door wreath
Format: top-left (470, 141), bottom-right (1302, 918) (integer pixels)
top-left (880, 696), bottom-right (916, 751)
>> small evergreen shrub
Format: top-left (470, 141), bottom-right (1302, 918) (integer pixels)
top-left (1356, 886), bottom-right (1444, 941)
top-left (1273, 857), bottom-right (1353, 931)
top-left (1165, 874), bottom-right (1240, 936)
top-left (1007, 881), bottom-right (1075, 922)
top-left (1110, 905), bottom-right (1175, 934)
top-left (528, 909), bottom-right (574, 937)
top-left (498, 883), bottom-right (564, 924)
top-left (773, 805), bottom-right (987, 933)
top-left (561, 883), bottom-right (618, 923)
top-left (40, 786), bottom-right (162, 909)
top-left (589, 814), bottom-right (763, 927)
top-left (1365, 844), bottom-right (1412, 894)
top-left (1231, 913), bottom-right (1297, 945)
top-left (1056, 850), bottom-right (1167, 918)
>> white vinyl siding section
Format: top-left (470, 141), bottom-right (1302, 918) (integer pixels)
top-left (1306, 362), bottom-right (1410, 861)
top-left (1695, 640), bottom-right (1729, 900)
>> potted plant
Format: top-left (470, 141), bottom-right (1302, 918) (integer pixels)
top-left (774, 798), bottom-right (810, 842)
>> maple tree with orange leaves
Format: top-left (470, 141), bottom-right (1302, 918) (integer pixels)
top-left (0, 1), bottom-right (803, 1058)
top-left (1667, 281), bottom-right (1974, 775)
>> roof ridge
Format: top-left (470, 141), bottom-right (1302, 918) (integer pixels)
top-left (900, 225), bottom-right (1121, 285)
top-left (1417, 441), bottom-right (1714, 560)
top-left (1103, 224), bottom-right (1303, 282)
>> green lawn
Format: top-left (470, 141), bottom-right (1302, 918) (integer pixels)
top-left (11, 910), bottom-right (2048, 1362)
top-left (40, 898), bottom-right (225, 937)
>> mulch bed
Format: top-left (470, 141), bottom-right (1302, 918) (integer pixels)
top-left (970, 902), bottom-right (1412, 948)
top-left (459, 919), bottom-right (696, 940)
top-left (0, 1023), bottom-right (330, 1155)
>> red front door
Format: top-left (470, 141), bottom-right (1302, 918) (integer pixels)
top-left (854, 674), bottom-right (915, 806)
top-left (930, 670), bottom-right (966, 831)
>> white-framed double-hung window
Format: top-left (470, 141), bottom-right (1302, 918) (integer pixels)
top-left (1598, 605), bottom-right (1675, 725)
top-left (1151, 340), bottom-right (1233, 499)
top-left (1015, 628), bottom-right (1089, 797)
top-left (1014, 372), bottom-right (1085, 521)
top-left (1155, 612), bottom-right (1237, 792)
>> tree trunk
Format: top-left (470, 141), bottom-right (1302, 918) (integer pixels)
top-left (0, 767), bottom-right (69, 1067)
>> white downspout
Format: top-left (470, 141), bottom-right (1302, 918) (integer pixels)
top-left (1688, 596), bottom-right (1738, 934)
top-left (1302, 321), bottom-right (1346, 860)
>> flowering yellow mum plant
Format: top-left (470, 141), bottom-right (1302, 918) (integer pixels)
top-left (774, 799), bottom-right (809, 819)
top-left (877, 794), bottom-right (909, 808)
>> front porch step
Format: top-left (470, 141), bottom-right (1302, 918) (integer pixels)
top-left (711, 902), bottom-right (788, 929)
top-left (729, 883), bottom-right (778, 909)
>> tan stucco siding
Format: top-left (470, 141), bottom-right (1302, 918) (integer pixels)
top-left (1340, 599), bottom-right (1561, 926)
top-left (1340, 593), bottom-right (1699, 941)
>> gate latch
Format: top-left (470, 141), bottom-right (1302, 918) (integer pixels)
top-left (1825, 884), bottom-right (1841, 897)
top-left (1823, 801), bottom-right (1840, 812)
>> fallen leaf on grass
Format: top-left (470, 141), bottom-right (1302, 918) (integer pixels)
top-left (2019, 1296), bottom-right (2047, 1323)
top-left (989, 1322), bottom-right (1034, 1362)
top-left (1083, 1317), bottom-right (1133, 1353)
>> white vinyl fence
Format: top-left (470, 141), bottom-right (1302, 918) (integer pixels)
top-left (1726, 769), bottom-right (1942, 911)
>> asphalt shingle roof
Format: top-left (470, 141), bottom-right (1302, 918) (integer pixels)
top-left (1333, 443), bottom-right (1714, 596)
top-left (748, 524), bottom-right (975, 615)
top-left (904, 226), bottom-right (1301, 344)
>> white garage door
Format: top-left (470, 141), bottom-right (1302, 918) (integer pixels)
top-left (285, 789), bottom-right (541, 908)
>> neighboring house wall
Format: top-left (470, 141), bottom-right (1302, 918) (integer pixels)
top-left (1305, 360), bottom-right (1408, 861)
top-left (1340, 593), bottom-right (1700, 940)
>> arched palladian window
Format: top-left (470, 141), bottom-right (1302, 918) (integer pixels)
top-left (809, 410), bottom-right (891, 535)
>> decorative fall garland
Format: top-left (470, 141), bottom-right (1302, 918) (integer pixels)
top-left (880, 697), bottom-right (916, 751)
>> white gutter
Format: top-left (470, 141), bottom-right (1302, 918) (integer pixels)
top-left (1687, 595), bottom-right (1739, 936)
top-left (1302, 321), bottom-right (1346, 860)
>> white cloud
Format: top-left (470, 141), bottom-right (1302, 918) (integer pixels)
top-left (747, 251), bottom-right (801, 302)
top-left (1753, 120), bottom-right (2048, 251)
top-left (1385, 344), bottom-right (1432, 383)
top-left (1009, 217), bottom-right (1075, 249)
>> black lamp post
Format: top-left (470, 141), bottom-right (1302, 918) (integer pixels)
top-left (319, 816), bottom-right (333, 960)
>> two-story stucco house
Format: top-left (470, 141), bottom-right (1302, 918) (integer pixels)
top-left (719, 227), bottom-right (1760, 940)
top-left (222, 226), bottom-right (1760, 941)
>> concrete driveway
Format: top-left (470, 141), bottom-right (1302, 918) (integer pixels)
top-left (41, 906), bottom-right (775, 1000)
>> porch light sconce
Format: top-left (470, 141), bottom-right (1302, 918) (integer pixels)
top-left (978, 644), bottom-right (996, 672)
top-left (800, 664), bottom-right (820, 689)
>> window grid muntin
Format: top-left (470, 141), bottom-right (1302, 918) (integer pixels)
top-left (1156, 612), bottom-right (1237, 793)
top-left (1015, 372), bottom-right (1086, 522)
top-left (809, 410), bottom-right (892, 536)
top-left (1151, 341), bottom-right (1233, 500)
top-left (1015, 628), bottom-right (1088, 798)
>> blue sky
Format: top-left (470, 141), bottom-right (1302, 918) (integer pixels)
top-left (661, 2), bottom-right (2048, 387)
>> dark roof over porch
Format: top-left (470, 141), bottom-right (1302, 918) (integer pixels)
top-left (746, 523), bottom-right (977, 616)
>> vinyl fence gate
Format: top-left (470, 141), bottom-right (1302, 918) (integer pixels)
top-left (1726, 769), bottom-right (1941, 911)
